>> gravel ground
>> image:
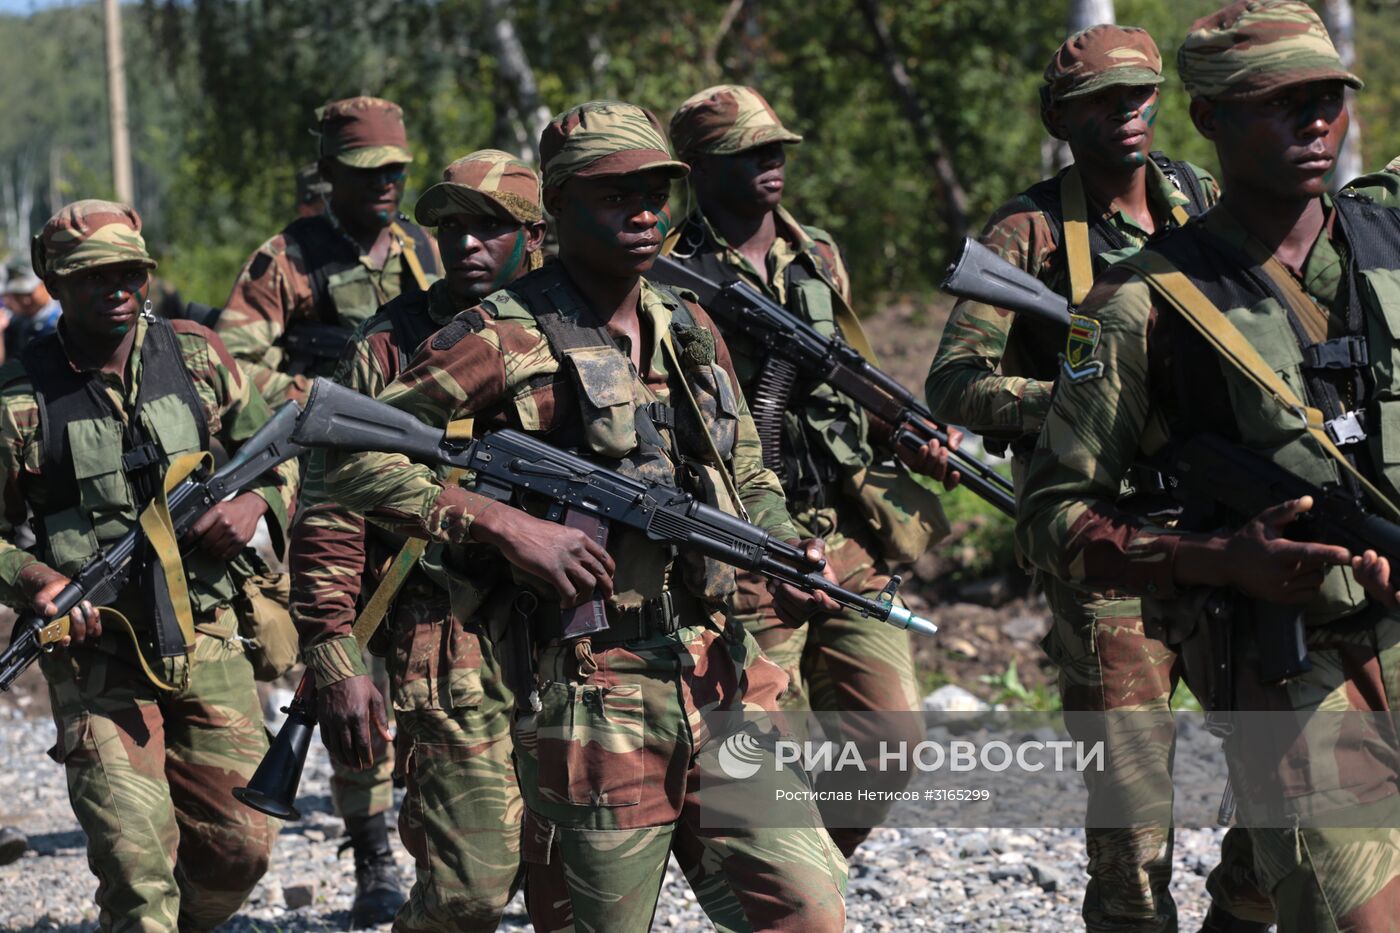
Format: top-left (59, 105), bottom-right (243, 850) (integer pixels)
top-left (0, 703), bottom-right (1261, 932)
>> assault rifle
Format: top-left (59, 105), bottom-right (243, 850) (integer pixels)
top-left (0, 400), bottom-right (306, 691)
top-left (940, 237), bottom-right (1073, 328)
top-left (292, 378), bottom-right (937, 639)
top-left (941, 236), bottom-right (1400, 685)
top-left (648, 255), bottom-right (1016, 517)
top-left (233, 378), bottom-right (941, 820)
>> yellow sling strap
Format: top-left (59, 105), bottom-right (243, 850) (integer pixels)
top-left (93, 449), bottom-right (214, 692)
top-left (1060, 165), bottom-right (1096, 306)
top-left (349, 417), bottom-right (474, 647)
top-left (831, 295), bottom-right (880, 367)
top-left (1122, 250), bottom-right (1400, 523)
top-left (390, 221), bottom-right (432, 293)
top-left (1065, 163), bottom-right (1194, 304)
top-left (660, 328), bottom-right (751, 523)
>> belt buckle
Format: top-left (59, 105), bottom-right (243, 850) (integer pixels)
top-left (649, 590), bottom-right (678, 636)
top-left (1324, 410), bottom-right (1367, 446)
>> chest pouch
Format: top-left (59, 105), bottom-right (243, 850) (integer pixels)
top-left (562, 345), bottom-right (642, 461)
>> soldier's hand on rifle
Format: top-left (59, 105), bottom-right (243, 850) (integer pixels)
top-left (318, 673), bottom-right (392, 772)
top-left (1177, 496), bottom-right (1351, 604)
top-left (770, 538), bottom-right (843, 625)
top-left (896, 427), bottom-right (964, 490)
top-left (19, 563), bottom-right (100, 646)
top-left (471, 502), bottom-right (616, 608)
top-left (1351, 549), bottom-right (1400, 608)
top-left (188, 492), bottom-right (269, 560)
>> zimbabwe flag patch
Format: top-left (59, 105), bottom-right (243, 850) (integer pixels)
top-left (1061, 313), bottom-right (1104, 382)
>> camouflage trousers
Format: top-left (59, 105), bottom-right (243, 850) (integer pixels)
top-left (386, 593), bottom-right (522, 931)
top-left (1201, 610), bottom-right (1400, 932)
top-left (40, 610), bottom-right (275, 932)
top-left (515, 616), bottom-right (848, 933)
top-left (1043, 577), bottom-right (1270, 932)
top-left (330, 650), bottom-right (394, 821)
top-left (732, 505), bottom-right (922, 858)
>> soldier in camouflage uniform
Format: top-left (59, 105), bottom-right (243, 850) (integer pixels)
top-left (316, 100), bottom-right (849, 931)
top-left (659, 84), bottom-right (958, 859)
top-left (219, 96), bottom-right (435, 916)
top-left (218, 96), bottom-right (441, 405)
top-left (290, 150), bottom-right (547, 930)
top-left (0, 200), bottom-right (298, 930)
top-left (1016, 3), bottom-right (1400, 929)
top-left (924, 27), bottom-right (1251, 933)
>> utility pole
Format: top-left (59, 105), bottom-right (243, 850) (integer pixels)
top-left (103, 0), bottom-right (133, 204)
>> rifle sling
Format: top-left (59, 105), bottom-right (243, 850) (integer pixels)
top-left (349, 417), bottom-right (473, 648)
top-left (391, 221), bottom-right (432, 293)
top-left (1060, 164), bottom-right (1193, 307)
top-left (1122, 250), bottom-right (1400, 522)
top-left (101, 449), bottom-right (212, 692)
top-left (660, 329), bottom-right (750, 523)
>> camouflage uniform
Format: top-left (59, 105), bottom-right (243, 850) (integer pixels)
top-left (317, 101), bottom-right (847, 931)
top-left (220, 98), bottom-right (438, 856)
top-left (291, 150), bottom-right (546, 930)
top-left (925, 29), bottom-right (1232, 932)
top-left (1016, 5), bottom-right (1400, 928)
top-left (217, 96), bottom-right (441, 406)
top-left (662, 84), bottom-right (929, 859)
top-left (2, 201), bottom-right (298, 931)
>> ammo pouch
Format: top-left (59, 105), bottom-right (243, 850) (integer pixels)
top-left (841, 460), bottom-right (950, 565)
top-left (229, 551), bottom-right (298, 681)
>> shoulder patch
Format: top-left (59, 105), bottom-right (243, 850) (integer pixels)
top-left (429, 311), bottom-right (486, 350)
top-left (1061, 313), bottom-right (1104, 383)
top-left (247, 252), bottom-right (274, 282)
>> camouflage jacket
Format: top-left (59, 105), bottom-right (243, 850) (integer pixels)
top-left (317, 263), bottom-right (798, 620)
top-left (0, 315), bottom-right (298, 610)
top-left (1015, 194), bottom-right (1395, 612)
top-left (667, 207), bottom-right (876, 493)
top-left (926, 158), bottom-right (1218, 443)
top-left (290, 281), bottom-right (463, 686)
top-left (217, 209), bottom-right (440, 405)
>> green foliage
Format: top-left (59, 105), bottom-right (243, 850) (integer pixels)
top-left (0, 0), bottom-right (1397, 304)
top-left (938, 480), bottom-right (1019, 581)
top-left (979, 659), bottom-right (1061, 711)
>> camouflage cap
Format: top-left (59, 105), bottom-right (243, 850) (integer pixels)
top-left (32, 199), bottom-right (157, 279)
top-left (539, 100), bottom-right (688, 190)
top-left (414, 149), bottom-right (543, 226)
top-left (669, 85), bottom-right (803, 158)
top-left (1178, 0), bottom-right (1362, 101)
top-left (1043, 25), bottom-right (1164, 103)
top-left (317, 96), bottom-right (413, 169)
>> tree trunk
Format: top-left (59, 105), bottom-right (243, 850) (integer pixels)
top-left (482, 0), bottom-right (552, 162)
top-left (854, 0), bottom-right (970, 239)
top-left (1047, 0), bottom-right (1115, 173)
top-left (1321, 0), bottom-right (1363, 189)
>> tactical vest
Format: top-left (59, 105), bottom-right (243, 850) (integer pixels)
top-left (1009, 153), bottom-right (1212, 386)
top-left (663, 220), bottom-right (863, 509)
top-left (280, 214), bottom-right (438, 376)
top-left (1147, 193), bottom-right (1400, 624)
top-left (21, 317), bottom-right (235, 653)
top-left (485, 267), bottom-right (744, 609)
top-left (385, 288), bottom-right (444, 371)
